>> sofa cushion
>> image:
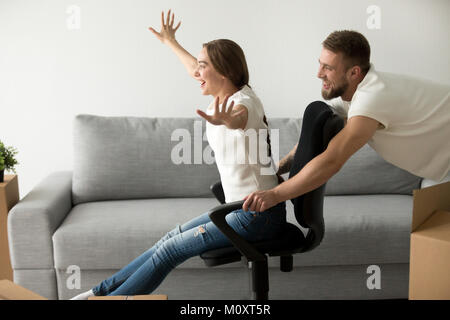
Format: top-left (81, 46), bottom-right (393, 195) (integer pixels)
top-left (325, 144), bottom-right (422, 195)
top-left (269, 118), bottom-right (422, 195)
top-left (52, 195), bottom-right (413, 270)
top-left (72, 116), bottom-right (302, 205)
top-left (52, 198), bottom-right (242, 270)
top-left (264, 118), bottom-right (302, 164)
top-left (293, 194), bottom-right (413, 266)
top-left (72, 115), bottom-right (220, 205)
top-left (72, 115), bottom-right (421, 205)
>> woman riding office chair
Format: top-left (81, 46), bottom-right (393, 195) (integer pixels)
top-left (200, 102), bottom-right (345, 300)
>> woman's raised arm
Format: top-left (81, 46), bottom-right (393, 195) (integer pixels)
top-left (149, 10), bottom-right (199, 79)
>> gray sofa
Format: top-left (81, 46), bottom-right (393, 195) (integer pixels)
top-left (8, 114), bottom-right (425, 300)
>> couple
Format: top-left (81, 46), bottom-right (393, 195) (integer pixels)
top-left (71, 10), bottom-right (450, 299)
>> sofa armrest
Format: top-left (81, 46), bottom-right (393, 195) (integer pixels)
top-left (208, 200), bottom-right (266, 262)
top-left (7, 171), bottom-right (73, 269)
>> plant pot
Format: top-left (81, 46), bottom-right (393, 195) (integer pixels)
top-left (0, 169), bottom-right (4, 183)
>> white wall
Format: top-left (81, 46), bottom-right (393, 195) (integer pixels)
top-left (1, 0), bottom-right (449, 198)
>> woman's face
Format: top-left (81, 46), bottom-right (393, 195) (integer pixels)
top-left (195, 47), bottom-right (226, 96)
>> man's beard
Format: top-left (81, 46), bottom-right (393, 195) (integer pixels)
top-left (321, 79), bottom-right (349, 100)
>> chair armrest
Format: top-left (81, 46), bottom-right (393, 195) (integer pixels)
top-left (207, 200), bottom-right (266, 262)
top-left (7, 171), bottom-right (73, 269)
top-left (210, 181), bottom-right (226, 204)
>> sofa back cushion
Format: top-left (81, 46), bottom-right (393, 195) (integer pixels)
top-left (325, 143), bottom-right (422, 195)
top-left (72, 115), bottom-right (422, 205)
top-left (269, 118), bottom-right (422, 195)
top-left (72, 115), bottom-right (220, 205)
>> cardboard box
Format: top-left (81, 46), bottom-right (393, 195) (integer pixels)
top-left (0, 175), bottom-right (19, 281)
top-left (89, 294), bottom-right (168, 300)
top-left (409, 181), bottom-right (450, 300)
top-left (0, 280), bottom-right (47, 300)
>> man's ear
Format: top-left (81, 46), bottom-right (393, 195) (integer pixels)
top-left (347, 65), bottom-right (361, 81)
top-left (351, 65), bottom-right (361, 77)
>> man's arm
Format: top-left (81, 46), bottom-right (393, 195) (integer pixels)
top-left (277, 143), bottom-right (298, 175)
top-left (242, 116), bottom-right (380, 212)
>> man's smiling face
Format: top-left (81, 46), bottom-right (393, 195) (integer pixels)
top-left (317, 48), bottom-right (350, 100)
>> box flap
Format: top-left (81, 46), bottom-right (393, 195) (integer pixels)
top-left (412, 211), bottom-right (450, 242)
top-left (0, 280), bottom-right (47, 300)
top-left (412, 181), bottom-right (450, 232)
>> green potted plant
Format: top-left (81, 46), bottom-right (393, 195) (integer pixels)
top-left (0, 140), bottom-right (19, 183)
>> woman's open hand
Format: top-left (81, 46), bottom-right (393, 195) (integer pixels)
top-left (197, 95), bottom-right (247, 128)
top-left (149, 9), bottom-right (181, 44)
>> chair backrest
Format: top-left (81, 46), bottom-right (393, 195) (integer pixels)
top-left (288, 103), bottom-right (345, 253)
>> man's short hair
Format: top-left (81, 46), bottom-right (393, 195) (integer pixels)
top-left (323, 30), bottom-right (371, 74)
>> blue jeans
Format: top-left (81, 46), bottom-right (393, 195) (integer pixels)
top-left (92, 202), bottom-right (286, 296)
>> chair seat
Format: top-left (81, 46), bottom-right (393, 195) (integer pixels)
top-left (200, 223), bottom-right (306, 267)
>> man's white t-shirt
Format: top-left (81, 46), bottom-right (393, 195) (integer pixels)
top-left (329, 64), bottom-right (450, 181)
top-left (206, 85), bottom-right (279, 203)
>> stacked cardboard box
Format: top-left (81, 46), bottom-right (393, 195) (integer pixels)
top-left (0, 279), bottom-right (168, 300)
top-left (0, 175), bottom-right (19, 281)
top-left (409, 181), bottom-right (450, 300)
top-left (0, 280), bottom-right (47, 300)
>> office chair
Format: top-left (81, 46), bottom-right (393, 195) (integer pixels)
top-left (200, 102), bottom-right (345, 300)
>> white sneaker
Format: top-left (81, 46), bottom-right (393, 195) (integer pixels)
top-left (70, 289), bottom-right (95, 300)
